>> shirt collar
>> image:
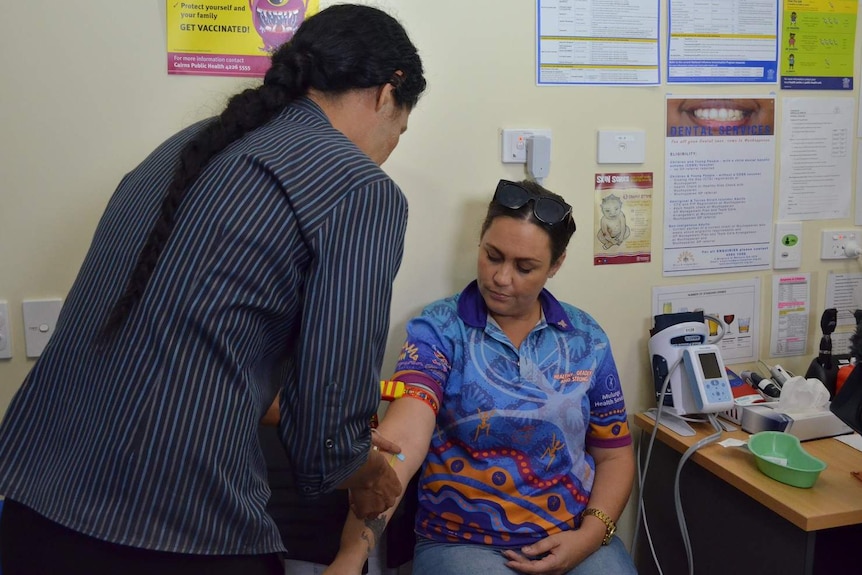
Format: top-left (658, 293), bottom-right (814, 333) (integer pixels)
top-left (289, 97), bottom-right (331, 124)
top-left (457, 280), bottom-right (573, 332)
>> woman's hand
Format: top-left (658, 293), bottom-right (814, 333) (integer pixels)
top-left (501, 529), bottom-right (603, 575)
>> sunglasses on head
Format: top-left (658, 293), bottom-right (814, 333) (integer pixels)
top-left (493, 180), bottom-right (572, 226)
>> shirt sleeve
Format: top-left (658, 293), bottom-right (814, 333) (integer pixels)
top-left (390, 302), bottom-right (455, 403)
top-left (280, 180), bottom-right (407, 496)
top-left (585, 335), bottom-right (632, 449)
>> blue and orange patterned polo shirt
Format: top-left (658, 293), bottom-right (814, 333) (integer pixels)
top-left (392, 281), bottom-right (631, 548)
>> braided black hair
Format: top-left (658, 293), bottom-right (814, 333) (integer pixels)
top-left (99, 4), bottom-right (425, 342)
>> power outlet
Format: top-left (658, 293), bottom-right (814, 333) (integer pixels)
top-left (0, 301), bottom-right (12, 359)
top-left (820, 229), bottom-right (861, 260)
top-left (501, 129), bottom-right (552, 163)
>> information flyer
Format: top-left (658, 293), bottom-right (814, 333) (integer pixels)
top-left (536, 0), bottom-right (660, 85)
top-left (167, 0), bottom-right (319, 77)
top-left (770, 274), bottom-right (810, 357)
top-left (778, 97), bottom-right (853, 220)
top-left (652, 278), bottom-right (760, 363)
top-left (663, 95), bottom-right (776, 276)
top-left (780, 0), bottom-right (857, 90)
top-left (667, 0), bottom-right (779, 84)
top-left (594, 172), bottom-right (652, 265)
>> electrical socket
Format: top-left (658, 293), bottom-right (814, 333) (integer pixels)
top-left (820, 229), bottom-right (861, 260)
top-left (0, 301), bottom-right (12, 359)
top-left (501, 129), bottom-right (552, 163)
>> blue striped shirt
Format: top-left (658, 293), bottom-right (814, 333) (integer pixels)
top-left (0, 98), bottom-right (407, 555)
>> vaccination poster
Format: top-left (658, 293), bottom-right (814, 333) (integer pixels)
top-left (663, 95), bottom-right (776, 276)
top-left (594, 172), bottom-right (652, 266)
top-left (666, 0), bottom-right (779, 84)
top-left (167, 0), bottom-right (319, 77)
top-left (780, 0), bottom-right (857, 90)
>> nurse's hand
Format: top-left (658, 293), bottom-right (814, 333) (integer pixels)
top-left (370, 428), bottom-right (401, 455)
top-left (337, 447), bottom-right (402, 519)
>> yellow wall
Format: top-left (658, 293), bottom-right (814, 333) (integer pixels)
top-left (1, 0), bottom-right (861, 551)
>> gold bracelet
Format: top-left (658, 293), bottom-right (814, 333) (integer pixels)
top-left (581, 507), bottom-right (616, 546)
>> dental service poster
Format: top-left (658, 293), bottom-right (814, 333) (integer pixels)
top-left (594, 172), bottom-right (652, 266)
top-left (167, 0), bottom-right (319, 77)
top-left (663, 95), bottom-right (776, 276)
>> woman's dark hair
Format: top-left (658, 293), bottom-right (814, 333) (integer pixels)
top-left (480, 180), bottom-right (576, 265)
top-left (99, 4), bottom-right (426, 342)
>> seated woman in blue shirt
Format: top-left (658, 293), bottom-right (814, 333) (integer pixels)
top-left (325, 180), bottom-right (637, 575)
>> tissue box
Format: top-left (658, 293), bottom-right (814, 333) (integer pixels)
top-left (719, 368), bottom-right (764, 425)
top-left (740, 404), bottom-right (854, 441)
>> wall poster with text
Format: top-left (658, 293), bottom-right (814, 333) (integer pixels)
top-left (167, 0), bottom-right (319, 77)
top-left (780, 0), bottom-right (857, 90)
top-left (664, 95), bottom-right (776, 276)
top-left (594, 172), bottom-right (653, 265)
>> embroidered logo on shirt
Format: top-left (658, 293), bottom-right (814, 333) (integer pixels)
top-left (399, 342), bottom-right (419, 362)
top-left (554, 369), bottom-right (593, 384)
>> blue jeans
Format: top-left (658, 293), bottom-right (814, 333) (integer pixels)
top-left (411, 536), bottom-right (637, 575)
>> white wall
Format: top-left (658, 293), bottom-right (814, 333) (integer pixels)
top-left (2, 0), bottom-right (861, 552)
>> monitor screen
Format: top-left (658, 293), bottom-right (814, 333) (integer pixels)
top-left (698, 352), bottom-right (722, 379)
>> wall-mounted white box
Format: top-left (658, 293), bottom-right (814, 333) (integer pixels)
top-left (820, 229), bottom-right (861, 260)
top-left (597, 130), bottom-right (646, 164)
top-left (774, 222), bottom-right (802, 269)
top-left (0, 301), bottom-right (11, 359)
top-left (501, 129), bottom-right (552, 164)
top-left (22, 299), bottom-right (63, 358)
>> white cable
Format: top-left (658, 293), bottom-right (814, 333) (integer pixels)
top-left (633, 357), bottom-right (682, 575)
top-left (672, 413), bottom-right (724, 575)
top-left (638, 317), bottom-right (724, 574)
top-left (635, 431), bottom-right (664, 575)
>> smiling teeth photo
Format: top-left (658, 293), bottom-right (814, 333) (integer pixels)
top-left (692, 108), bottom-right (746, 121)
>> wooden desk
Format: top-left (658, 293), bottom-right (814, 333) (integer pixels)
top-left (633, 412), bottom-right (862, 575)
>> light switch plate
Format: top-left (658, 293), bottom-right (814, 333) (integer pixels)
top-left (22, 299), bottom-right (63, 358)
top-left (597, 130), bottom-right (646, 164)
top-left (774, 222), bottom-right (802, 269)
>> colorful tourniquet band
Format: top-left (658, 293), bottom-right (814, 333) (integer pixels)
top-left (379, 380), bottom-right (439, 415)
